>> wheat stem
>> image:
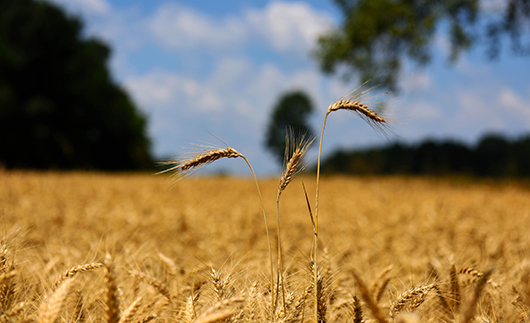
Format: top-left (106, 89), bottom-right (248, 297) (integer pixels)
top-left (241, 156), bottom-right (275, 320)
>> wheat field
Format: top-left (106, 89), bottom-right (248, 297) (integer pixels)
top-left (1, 171), bottom-right (530, 322)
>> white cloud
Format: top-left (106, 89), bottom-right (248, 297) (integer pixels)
top-left (405, 101), bottom-right (442, 120)
top-left (401, 72), bottom-right (432, 92)
top-left (147, 1), bottom-right (332, 53)
top-left (456, 89), bottom-right (514, 132)
top-left (149, 4), bottom-right (247, 49)
top-left (124, 72), bottom-right (198, 109)
top-left (124, 57), bottom-right (332, 130)
top-left (246, 1), bottom-right (333, 52)
top-left (498, 88), bottom-right (530, 124)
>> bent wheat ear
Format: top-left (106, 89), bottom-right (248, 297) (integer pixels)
top-left (53, 262), bottom-right (103, 289)
top-left (327, 98), bottom-right (393, 137)
top-left (157, 146), bottom-right (243, 180)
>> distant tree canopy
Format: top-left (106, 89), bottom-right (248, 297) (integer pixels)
top-left (321, 133), bottom-right (530, 177)
top-left (0, 0), bottom-right (152, 170)
top-left (315, 0), bottom-right (530, 91)
top-left (264, 91), bottom-right (315, 166)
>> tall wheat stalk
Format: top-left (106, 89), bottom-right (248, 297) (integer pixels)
top-left (314, 85), bottom-right (392, 323)
top-left (275, 130), bottom-right (314, 316)
top-left (157, 144), bottom-right (275, 318)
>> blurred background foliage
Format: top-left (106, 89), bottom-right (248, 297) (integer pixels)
top-left (0, 0), bottom-right (152, 170)
top-left (315, 0), bottom-right (530, 91)
top-left (321, 133), bottom-right (530, 177)
top-left (264, 91), bottom-right (316, 166)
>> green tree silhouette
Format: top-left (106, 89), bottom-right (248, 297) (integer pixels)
top-left (314, 0), bottom-right (530, 91)
top-left (0, 0), bottom-right (152, 170)
top-left (264, 91), bottom-right (315, 166)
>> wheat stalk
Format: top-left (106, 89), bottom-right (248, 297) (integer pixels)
top-left (450, 263), bottom-right (460, 312)
top-left (158, 142), bottom-right (275, 318)
top-left (314, 85), bottom-right (392, 323)
top-left (275, 130), bottom-right (314, 316)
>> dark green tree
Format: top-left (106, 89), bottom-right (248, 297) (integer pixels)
top-left (264, 91), bottom-right (315, 166)
top-left (315, 0), bottom-right (530, 91)
top-left (0, 0), bottom-right (152, 170)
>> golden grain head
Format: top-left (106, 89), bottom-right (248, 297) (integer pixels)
top-left (278, 130), bottom-right (315, 197)
top-left (326, 84), bottom-right (397, 139)
top-left (157, 145), bottom-right (244, 180)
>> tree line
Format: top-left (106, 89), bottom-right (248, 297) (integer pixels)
top-left (320, 133), bottom-right (530, 177)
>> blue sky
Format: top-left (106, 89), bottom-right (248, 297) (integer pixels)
top-left (46, 0), bottom-right (530, 175)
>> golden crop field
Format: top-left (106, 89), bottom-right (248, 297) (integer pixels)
top-left (1, 171), bottom-right (530, 323)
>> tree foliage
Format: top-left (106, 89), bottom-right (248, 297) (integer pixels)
top-left (264, 91), bottom-right (315, 166)
top-left (0, 0), bottom-right (152, 170)
top-left (321, 133), bottom-right (530, 177)
top-left (315, 0), bottom-right (530, 91)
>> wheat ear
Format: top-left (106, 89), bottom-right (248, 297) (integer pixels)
top-left (209, 267), bottom-right (231, 301)
top-left (389, 284), bottom-right (434, 318)
top-left (71, 290), bottom-right (85, 323)
top-left (241, 282), bottom-right (260, 322)
top-left (139, 314), bottom-right (157, 323)
top-left (157, 147), bottom-right (243, 179)
top-left (195, 298), bottom-right (244, 323)
top-left (118, 297), bottom-right (142, 323)
top-left (53, 262), bottom-right (103, 289)
top-left (104, 254), bottom-right (120, 323)
top-left (459, 267), bottom-right (485, 286)
top-left (352, 295), bottom-right (363, 323)
top-left (39, 278), bottom-right (74, 323)
top-left (182, 295), bottom-right (195, 323)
